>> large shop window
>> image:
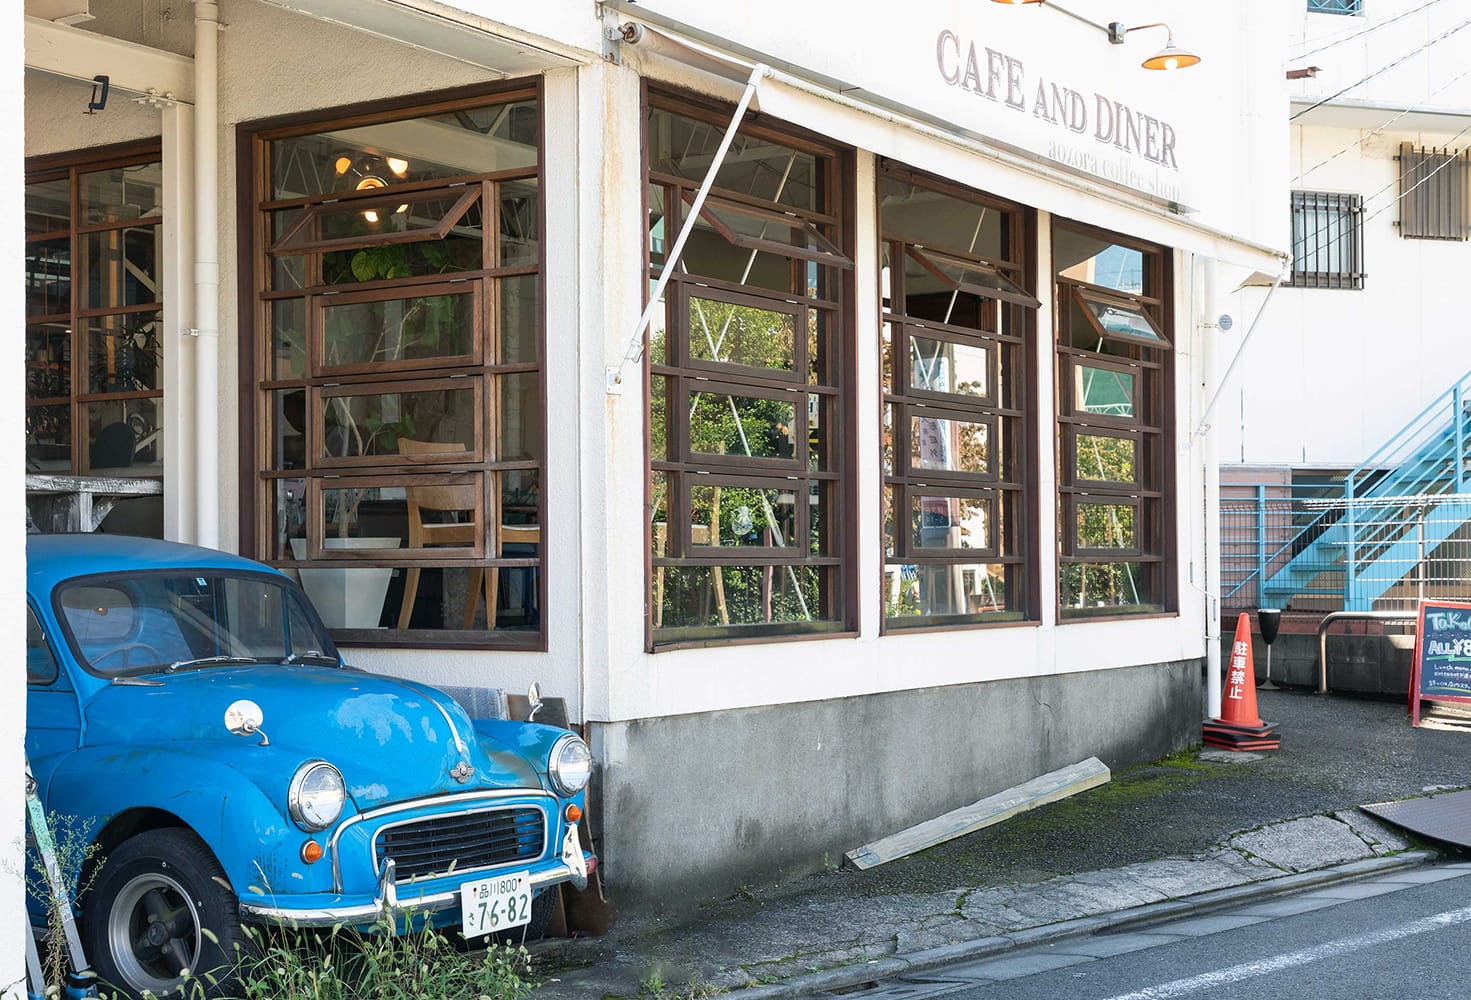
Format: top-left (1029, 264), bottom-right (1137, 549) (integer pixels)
top-left (1054, 223), bottom-right (1171, 619)
top-left (879, 167), bottom-right (1037, 629)
top-left (645, 95), bottom-right (853, 644)
top-left (250, 87), bottom-right (543, 646)
top-left (25, 147), bottom-right (164, 480)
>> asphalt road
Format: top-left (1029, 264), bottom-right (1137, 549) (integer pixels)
top-left (854, 864), bottom-right (1471, 1000)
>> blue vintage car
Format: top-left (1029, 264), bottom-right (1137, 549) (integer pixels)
top-left (25, 534), bottom-right (593, 998)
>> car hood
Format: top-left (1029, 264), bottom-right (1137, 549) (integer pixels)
top-left (80, 665), bottom-right (542, 809)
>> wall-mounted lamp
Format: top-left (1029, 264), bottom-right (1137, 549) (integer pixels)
top-left (1108, 22), bottom-right (1201, 71)
top-left (992, 3), bottom-right (1202, 70)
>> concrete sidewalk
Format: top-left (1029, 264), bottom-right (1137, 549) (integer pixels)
top-left (531, 690), bottom-right (1468, 999)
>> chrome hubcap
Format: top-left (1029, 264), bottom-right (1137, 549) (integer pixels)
top-left (106, 871), bottom-right (202, 995)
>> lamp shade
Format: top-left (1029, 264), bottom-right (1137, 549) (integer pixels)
top-left (1141, 42), bottom-right (1201, 71)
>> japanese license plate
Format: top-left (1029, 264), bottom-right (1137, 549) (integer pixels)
top-left (460, 871), bottom-right (532, 938)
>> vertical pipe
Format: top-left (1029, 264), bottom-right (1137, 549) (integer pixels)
top-left (1255, 484), bottom-right (1267, 606)
top-left (194, 1), bottom-right (220, 548)
top-left (1202, 258), bottom-right (1222, 720)
top-left (1455, 384), bottom-right (1465, 493)
top-left (1345, 477), bottom-right (1357, 611)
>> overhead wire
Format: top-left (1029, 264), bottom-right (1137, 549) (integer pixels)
top-left (1290, 11), bottom-right (1471, 122)
top-left (1293, 0), bottom-right (1448, 62)
top-left (1293, 60), bottom-right (1471, 182)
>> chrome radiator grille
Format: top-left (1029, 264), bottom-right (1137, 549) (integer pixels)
top-left (375, 806), bottom-right (546, 883)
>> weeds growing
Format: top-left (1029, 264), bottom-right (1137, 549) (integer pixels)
top-left (226, 918), bottom-right (535, 1000)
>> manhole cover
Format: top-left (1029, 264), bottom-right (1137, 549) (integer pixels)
top-left (1362, 790), bottom-right (1471, 850)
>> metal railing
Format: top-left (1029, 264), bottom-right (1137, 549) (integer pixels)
top-left (1223, 369), bottom-right (1471, 613)
top-left (1224, 491), bottom-right (1471, 613)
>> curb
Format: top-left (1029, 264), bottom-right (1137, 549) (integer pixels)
top-left (719, 849), bottom-right (1439, 999)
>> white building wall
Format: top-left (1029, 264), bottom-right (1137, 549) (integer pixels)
top-left (1220, 0), bottom-right (1471, 471)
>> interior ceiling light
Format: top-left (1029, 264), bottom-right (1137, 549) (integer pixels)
top-left (332, 153), bottom-right (410, 224)
top-left (1109, 21), bottom-right (1201, 71)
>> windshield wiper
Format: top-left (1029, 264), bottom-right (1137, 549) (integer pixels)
top-left (166, 655), bottom-right (263, 673)
top-left (281, 651), bottom-right (340, 666)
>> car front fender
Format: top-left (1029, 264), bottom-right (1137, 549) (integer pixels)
top-left (45, 745), bottom-right (338, 897)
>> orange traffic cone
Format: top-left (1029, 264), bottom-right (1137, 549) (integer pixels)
top-left (1202, 613), bottom-right (1280, 751)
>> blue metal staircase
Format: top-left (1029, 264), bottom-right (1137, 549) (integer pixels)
top-left (1257, 371), bottom-right (1471, 611)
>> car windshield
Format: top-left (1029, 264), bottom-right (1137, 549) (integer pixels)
top-left (56, 571), bottom-right (339, 676)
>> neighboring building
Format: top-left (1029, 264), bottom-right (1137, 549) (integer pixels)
top-left (1219, 0), bottom-right (1471, 614)
top-left (20, 0), bottom-right (1287, 904)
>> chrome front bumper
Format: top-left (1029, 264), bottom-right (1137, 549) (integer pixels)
top-left (240, 822), bottom-right (592, 927)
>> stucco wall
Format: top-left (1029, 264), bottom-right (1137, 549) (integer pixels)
top-left (591, 658), bottom-right (1204, 905)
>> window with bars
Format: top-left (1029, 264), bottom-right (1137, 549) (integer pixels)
top-left (645, 93), bottom-right (852, 645)
top-left (25, 147), bottom-right (164, 479)
top-left (1289, 191), bottom-right (1364, 289)
top-left (249, 87), bottom-right (545, 646)
top-left (1398, 144), bottom-right (1470, 241)
top-left (1054, 223), bottom-right (1171, 619)
top-left (1307, 0), bottom-right (1361, 14)
top-left (878, 165), bottom-right (1037, 629)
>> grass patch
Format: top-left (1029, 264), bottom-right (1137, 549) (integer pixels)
top-left (219, 918), bottom-right (535, 1000)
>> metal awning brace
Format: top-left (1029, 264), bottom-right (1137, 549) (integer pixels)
top-left (607, 61), bottom-right (770, 394)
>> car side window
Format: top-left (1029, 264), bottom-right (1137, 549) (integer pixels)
top-left (27, 606), bottom-right (60, 685)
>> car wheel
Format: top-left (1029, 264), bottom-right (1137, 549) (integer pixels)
top-left (81, 828), bottom-right (246, 1000)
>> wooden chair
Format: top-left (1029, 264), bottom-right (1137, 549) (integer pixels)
top-left (652, 486), bottom-right (728, 627)
top-left (395, 439), bottom-right (541, 630)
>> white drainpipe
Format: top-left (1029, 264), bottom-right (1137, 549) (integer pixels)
top-left (1201, 258), bottom-right (1222, 720)
top-left (194, 0), bottom-right (220, 547)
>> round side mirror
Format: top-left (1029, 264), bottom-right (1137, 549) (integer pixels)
top-left (527, 682), bottom-right (544, 722)
top-left (224, 699), bottom-right (265, 738)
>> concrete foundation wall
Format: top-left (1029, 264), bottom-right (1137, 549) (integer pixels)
top-left (1220, 631), bottom-right (1413, 698)
top-left (590, 659), bottom-right (1204, 908)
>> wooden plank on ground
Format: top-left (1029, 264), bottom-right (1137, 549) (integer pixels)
top-left (843, 756), bottom-right (1111, 871)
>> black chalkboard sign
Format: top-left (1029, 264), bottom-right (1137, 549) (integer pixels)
top-left (1410, 600), bottom-right (1471, 726)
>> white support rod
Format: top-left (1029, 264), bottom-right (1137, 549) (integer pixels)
top-left (193, 1), bottom-right (220, 547)
top-left (607, 61), bottom-right (769, 391)
top-left (1185, 270), bottom-right (1286, 450)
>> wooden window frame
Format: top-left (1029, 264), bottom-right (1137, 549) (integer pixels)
top-left (25, 142), bottom-right (166, 479)
top-left (239, 81), bottom-right (546, 650)
top-left (879, 163), bottom-right (1036, 631)
top-left (1053, 218), bottom-right (1174, 621)
top-left (645, 87), bottom-right (855, 648)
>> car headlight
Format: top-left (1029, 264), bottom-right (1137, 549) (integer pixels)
top-left (288, 761), bottom-right (346, 832)
top-left (548, 734), bottom-right (592, 797)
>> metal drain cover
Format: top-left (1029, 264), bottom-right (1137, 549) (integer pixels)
top-left (1362, 790), bottom-right (1471, 850)
top-left (824, 980), bottom-right (965, 999)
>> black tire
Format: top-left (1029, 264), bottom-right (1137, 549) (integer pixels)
top-left (81, 828), bottom-right (246, 1000)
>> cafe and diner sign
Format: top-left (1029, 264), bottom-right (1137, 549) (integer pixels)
top-left (933, 27), bottom-right (1186, 206)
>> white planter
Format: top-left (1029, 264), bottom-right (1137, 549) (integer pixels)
top-left (289, 537), bottom-right (401, 629)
